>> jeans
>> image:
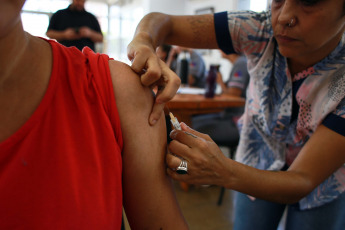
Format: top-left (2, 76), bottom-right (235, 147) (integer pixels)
top-left (233, 191), bottom-right (345, 230)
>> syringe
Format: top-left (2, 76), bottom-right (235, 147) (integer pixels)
top-left (169, 112), bottom-right (181, 130)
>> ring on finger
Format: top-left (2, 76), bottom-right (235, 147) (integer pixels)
top-left (176, 159), bottom-right (188, 175)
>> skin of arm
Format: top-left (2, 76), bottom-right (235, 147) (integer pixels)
top-left (78, 26), bottom-right (103, 42)
top-left (46, 28), bottom-right (80, 41)
top-left (109, 60), bottom-right (188, 229)
top-left (167, 123), bottom-right (345, 204)
top-left (129, 13), bottom-right (218, 57)
top-left (216, 71), bottom-right (243, 96)
top-left (187, 74), bottom-right (195, 86)
top-left (223, 87), bottom-right (242, 96)
top-left (127, 13), bottom-right (218, 125)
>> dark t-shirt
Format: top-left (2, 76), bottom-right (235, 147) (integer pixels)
top-left (226, 56), bottom-right (249, 98)
top-left (175, 50), bottom-right (206, 88)
top-left (47, 5), bottom-right (102, 51)
top-left (224, 56), bottom-right (249, 115)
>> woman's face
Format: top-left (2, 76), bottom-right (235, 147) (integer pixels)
top-left (0, 0), bottom-right (25, 38)
top-left (271, 0), bottom-right (345, 64)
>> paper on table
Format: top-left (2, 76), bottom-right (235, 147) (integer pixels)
top-left (177, 86), bottom-right (221, 95)
top-left (177, 87), bottom-right (205, 95)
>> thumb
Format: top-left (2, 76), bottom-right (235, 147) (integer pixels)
top-left (149, 102), bottom-right (165, 126)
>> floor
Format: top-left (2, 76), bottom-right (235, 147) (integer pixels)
top-left (174, 147), bottom-right (234, 230)
top-left (123, 182), bottom-right (234, 230)
top-left (174, 182), bottom-right (234, 230)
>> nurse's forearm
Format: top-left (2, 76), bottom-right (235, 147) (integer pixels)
top-left (132, 12), bottom-right (174, 49)
top-left (225, 159), bottom-right (313, 204)
top-left (133, 12), bottom-right (218, 49)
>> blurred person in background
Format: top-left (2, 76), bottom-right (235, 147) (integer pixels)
top-left (217, 51), bottom-right (249, 99)
top-left (173, 46), bottom-right (206, 88)
top-left (156, 44), bottom-right (173, 63)
top-left (46, 0), bottom-right (103, 51)
top-left (157, 45), bottom-right (206, 88)
top-left (192, 51), bottom-right (249, 157)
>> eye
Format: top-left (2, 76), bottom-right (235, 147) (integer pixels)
top-left (272, 0), bottom-right (284, 7)
top-left (299, 0), bottom-right (321, 6)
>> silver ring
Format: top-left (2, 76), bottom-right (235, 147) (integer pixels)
top-left (176, 159), bottom-right (188, 174)
top-left (288, 18), bottom-right (294, 27)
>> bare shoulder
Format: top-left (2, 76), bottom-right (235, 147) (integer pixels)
top-left (108, 60), bottom-right (154, 114)
top-left (108, 60), bottom-right (140, 87)
top-left (108, 60), bottom-right (152, 98)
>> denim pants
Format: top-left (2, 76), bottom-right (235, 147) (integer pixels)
top-left (233, 191), bottom-right (345, 230)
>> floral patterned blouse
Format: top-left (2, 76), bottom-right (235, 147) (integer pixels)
top-left (214, 10), bottom-right (345, 210)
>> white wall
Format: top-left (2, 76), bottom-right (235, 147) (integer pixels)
top-left (142, 0), bottom-right (186, 15)
top-left (141, 0), bottom-right (239, 16)
top-left (185, 0), bottom-right (235, 14)
top-left (237, 0), bottom-right (250, 10)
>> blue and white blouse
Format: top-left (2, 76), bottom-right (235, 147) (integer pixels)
top-left (214, 10), bottom-right (345, 210)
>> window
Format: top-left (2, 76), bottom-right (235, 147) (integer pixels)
top-left (250, 0), bottom-right (268, 12)
top-left (21, 12), bottom-right (50, 38)
top-left (107, 5), bottom-right (143, 63)
top-left (21, 0), bottom-right (143, 63)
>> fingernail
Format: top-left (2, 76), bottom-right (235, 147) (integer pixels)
top-left (181, 122), bottom-right (189, 129)
top-left (170, 130), bottom-right (177, 139)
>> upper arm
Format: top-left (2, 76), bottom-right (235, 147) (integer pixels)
top-left (288, 124), bottom-right (345, 194)
top-left (108, 60), bottom-right (188, 229)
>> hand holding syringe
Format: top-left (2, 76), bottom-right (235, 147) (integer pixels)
top-left (169, 112), bottom-right (189, 175)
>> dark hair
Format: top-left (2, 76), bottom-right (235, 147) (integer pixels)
top-left (161, 44), bottom-right (172, 54)
top-left (160, 44), bottom-right (172, 62)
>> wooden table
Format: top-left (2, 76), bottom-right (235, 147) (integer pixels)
top-left (165, 93), bottom-right (245, 192)
top-left (165, 93), bottom-right (245, 126)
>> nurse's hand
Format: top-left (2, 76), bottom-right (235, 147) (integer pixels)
top-left (127, 39), bottom-right (181, 126)
top-left (166, 123), bottom-right (230, 186)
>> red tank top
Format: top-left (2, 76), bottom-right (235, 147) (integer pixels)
top-left (0, 40), bottom-right (123, 229)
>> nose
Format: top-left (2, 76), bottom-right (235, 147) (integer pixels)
top-left (277, 0), bottom-right (296, 26)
